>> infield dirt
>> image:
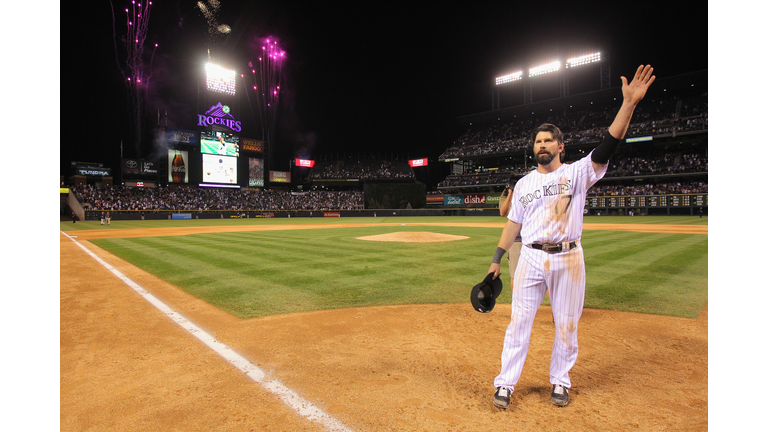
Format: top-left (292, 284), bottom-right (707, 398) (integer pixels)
top-left (61, 223), bottom-right (707, 431)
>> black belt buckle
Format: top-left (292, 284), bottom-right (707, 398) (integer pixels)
top-left (533, 241), bottom-right (576, 253)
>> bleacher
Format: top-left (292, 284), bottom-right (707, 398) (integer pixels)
top-left (435, 70), bottom-right (708, 200)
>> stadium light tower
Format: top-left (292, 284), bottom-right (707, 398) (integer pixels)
top-left (528, 60), bottom-right (561, 77)
top-left (492, 50), bottom-right (606, 110)
top-left (565, 52), bottom-right (601, 68)
top-left (205, 63), bottom-right (237, 96)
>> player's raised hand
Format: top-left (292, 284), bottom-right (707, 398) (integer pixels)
top-left (621, 65), bottom-right (655, 105)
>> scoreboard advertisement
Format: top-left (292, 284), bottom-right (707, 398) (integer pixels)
top-left (241, 138), bottom-right (264, 153)
top-left (168, 150), bottom-right (189, 183)
top-left (249, 158), bottom-right (265, 187)
top-left (270, 171), bottom-right (291, 183)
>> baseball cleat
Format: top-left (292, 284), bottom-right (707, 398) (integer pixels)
top-left (551, 384), bottom-right (569, 406)
top-left (493, 386), bottom-right (511, 409)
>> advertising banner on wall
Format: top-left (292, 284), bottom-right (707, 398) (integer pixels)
top-left (122, 158), bottom-right (159, 179)
top-left (485, 193), bottom-right (503, 204)
top-left (409, 158), bottom-right (428, 167)
top-left (269, 170), bottom-right (291, 183)
top-left (444, 195), bottom-right (463, 206)
top-left (241, 138), bottom-right (264, 153)
top-left (167, 128), bottom-right (199, 145)
top-left (168, 150), bottom-right (189, 183)
top-left (439, 193), bottom-right (501, 207)
top-left (464, 194), bottom-right (487, 205)
top-left (249, 158), bottom-right (265, 187)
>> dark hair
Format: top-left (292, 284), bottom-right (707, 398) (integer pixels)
top-left (531, 123), bottom-right (565, 162)
top-left (530, 123), bottom-right (564, 144)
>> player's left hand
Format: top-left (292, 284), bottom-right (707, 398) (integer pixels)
top-left (621, 64), bottom-right (655, 105)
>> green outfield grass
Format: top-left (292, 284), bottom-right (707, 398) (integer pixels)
top-left (62, 216), bottom-right (707, 319)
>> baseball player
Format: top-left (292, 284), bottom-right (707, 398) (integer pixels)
top-left (487, 65), bottom-right (655, 409)
top-left (502, 180), bottom-right (554, 321)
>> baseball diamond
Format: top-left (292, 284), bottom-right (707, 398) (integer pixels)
top-left (60, 217), bottom-right (707, 431)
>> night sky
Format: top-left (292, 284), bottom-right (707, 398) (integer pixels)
top-left (59, 1), bottom-right (708, 179)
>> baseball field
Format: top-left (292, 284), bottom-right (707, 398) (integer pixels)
top-left (60, 215), bottom-right (708, 431)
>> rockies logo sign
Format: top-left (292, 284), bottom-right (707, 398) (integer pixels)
top-left (197, 102), bottom-right (242, 132)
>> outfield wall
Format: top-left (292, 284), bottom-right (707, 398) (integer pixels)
top-left (81, 208), bottom-right (502, 221)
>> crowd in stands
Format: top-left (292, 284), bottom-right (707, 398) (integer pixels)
top-left (604, 152), bottom-right (707, 177)
top-left (72, 185), bottom-right (364, 211)
top-left (438, 151), bottom-right (707, 189)
top-left (309, 159), bottom-right (414, 180)
top-left (437, 167), bottom-right (531, 188)
top-left (439, 91), bottom-right (707, 160)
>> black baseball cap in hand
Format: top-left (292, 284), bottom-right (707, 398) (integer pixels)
top-left (470, 273), bottom-right (503, 313)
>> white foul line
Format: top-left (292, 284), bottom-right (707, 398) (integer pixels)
top-left (62, 232), bottom-right (354, 432)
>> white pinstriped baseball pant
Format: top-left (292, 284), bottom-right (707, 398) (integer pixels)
top-left (493, 242), bottom-right (585, 391)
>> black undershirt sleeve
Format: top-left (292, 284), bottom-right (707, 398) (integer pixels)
top-left (590, 133), bottom-right (623, 165)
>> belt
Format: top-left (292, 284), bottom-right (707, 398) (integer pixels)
top-left (530, 241), bottom-right (577, 253)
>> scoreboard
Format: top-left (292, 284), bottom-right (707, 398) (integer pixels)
top-left (585, 194), bottom-right (707, 211)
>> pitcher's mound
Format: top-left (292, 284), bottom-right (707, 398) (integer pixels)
top-left (357, 231), bottom-right (469, 242)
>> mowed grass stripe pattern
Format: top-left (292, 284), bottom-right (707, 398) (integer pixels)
top-left (584, 215), bottom-right (707, 225)
top-left (581, 230), bottom-right (707, 318)
top-left (89, 224), bottom-right (707, 319)
top-left (91, 226), bottom-right (503, 318)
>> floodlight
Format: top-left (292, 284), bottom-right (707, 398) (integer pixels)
top-left (529, 61), bottom-right (561, 77)
top-left (566, 52), bottom-right (601, 68)
top-left (495, 71), bottom-right (523, 85)
top-left (205, 63), bottom-right (237, 96)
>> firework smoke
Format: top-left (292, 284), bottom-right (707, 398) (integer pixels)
top-left (110, 0), bottom-right (156, 155)
top-left (197, 0), bottom-right (230, 42)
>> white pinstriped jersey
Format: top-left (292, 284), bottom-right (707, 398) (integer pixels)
top-left (507, 151), bottom-right (606, 245)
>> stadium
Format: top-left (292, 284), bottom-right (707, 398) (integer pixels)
top-left (61, 65), bottom-right (708, 220)
top-left (57, 2), bottom-right (711, 432)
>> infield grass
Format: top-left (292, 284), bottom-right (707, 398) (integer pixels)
top-left (62, 216), bottom-right (708, 319)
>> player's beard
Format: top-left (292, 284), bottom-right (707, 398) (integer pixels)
top-left (536, 151), bottom-right (556, 165)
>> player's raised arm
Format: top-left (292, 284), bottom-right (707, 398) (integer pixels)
top-left (592, 65), bottom-right (656, 171)
top-left (609, 64), bottom-right (655, 140)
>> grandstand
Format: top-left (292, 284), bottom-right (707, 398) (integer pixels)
top-left (62, 70), bottom-right (707, 219)
top-left (433, 70), bottom-right (707, 215)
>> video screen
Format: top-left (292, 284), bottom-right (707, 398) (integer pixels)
top-left (202, 154), bottom-right (238, 184)
top-left (200, 130), bottom-right (240, 157)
